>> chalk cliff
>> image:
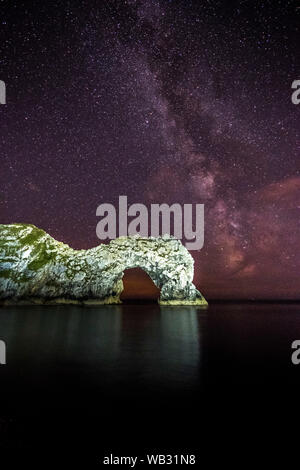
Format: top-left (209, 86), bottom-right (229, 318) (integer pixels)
top-left (0, 224), bottom-right (207, 306)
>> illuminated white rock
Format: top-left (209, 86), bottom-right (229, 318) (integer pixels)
top-left (0, 224), bottom-right (207, 306)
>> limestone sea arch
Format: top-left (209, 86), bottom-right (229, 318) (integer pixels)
top-left (0, 224), bottom-right (207, 306)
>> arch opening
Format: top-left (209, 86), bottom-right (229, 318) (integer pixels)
top-left (120, 268), bottom-right (160, 302)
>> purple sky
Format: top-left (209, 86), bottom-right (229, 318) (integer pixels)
top-left (0, 0), bottom-right (299, 299)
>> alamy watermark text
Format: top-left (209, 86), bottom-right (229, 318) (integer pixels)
top-left (0, 340), bottom-right (6, 365)
top-left (96, 196), bottom-right (204, 250)
top-left (0, 80), bottom-right (6, 104)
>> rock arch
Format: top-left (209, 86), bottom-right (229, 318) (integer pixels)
top-left (0, 224), bottom-right (207, 306)
top-left (93, 236), bottom-right (207, 305)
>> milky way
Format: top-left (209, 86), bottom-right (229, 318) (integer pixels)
top-left (0, 0), bottom-right (299, 298)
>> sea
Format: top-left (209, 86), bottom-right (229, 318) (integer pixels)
top-left (0, 301), bottom-right (300, 467)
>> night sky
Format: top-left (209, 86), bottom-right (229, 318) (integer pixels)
top-left (0, 0), bottom-right (299, 299)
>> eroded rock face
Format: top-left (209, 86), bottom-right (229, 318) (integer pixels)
top-left (0, 224), bottom-right (207, 306)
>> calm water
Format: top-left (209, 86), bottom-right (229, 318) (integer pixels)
top-left (1, 302), bottom-right (300, 465)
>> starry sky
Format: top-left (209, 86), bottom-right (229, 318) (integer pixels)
top-left (0, 0), bottom-right (299, 299)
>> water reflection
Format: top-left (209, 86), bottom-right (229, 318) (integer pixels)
top-left (0, 304), bottom-right (204, 411)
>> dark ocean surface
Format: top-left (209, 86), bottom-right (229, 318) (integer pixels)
top-left (0, 302), bottom-right (300, 467)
